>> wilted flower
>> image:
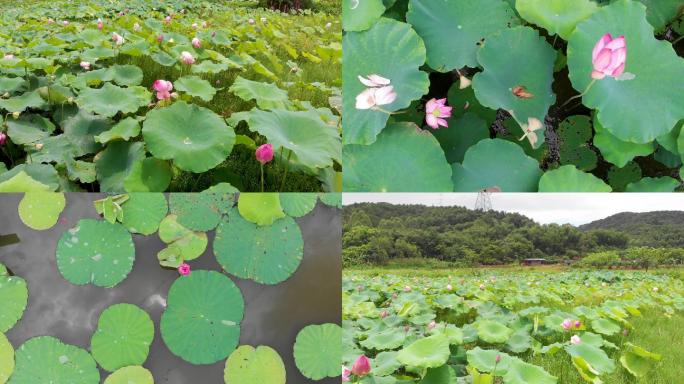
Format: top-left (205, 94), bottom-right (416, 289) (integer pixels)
top-left (112, 32), bottom-right (124, 45)
top-left (80, 61), bottom-right (91, 70)
top-left (192, 37), bottom-right (201, 49)
top-left (133, 23), bottom-right (141, 32)
top-left (11, 111), bottom-right (19, 119)
top-left (255, 143), bottom-right (274, 164)
top-left (180, 51), bottom-right (195, 65)
top-left (202, 21), bottom-right (208, 28)
top-left (380, 310), bottom-right (388, 319)
top-left (178, 263), bottom-right (191, 276)
top-left (561, 319), bottom-right (573, 330)
top-left (351, 356), bottom-right (371, 377)
top-left (570, 335), bottom-right (581, 345)
top-left (355, 75), bottom-right (397, 110)
top-left (623, 329), bottom-right (629, 336)
top-left (459, 75), bottom-right (471, 89)
top-left (325, 22), bottom-right (332, 29)
top-left (591, 33), bottom-right (626, 80)
top-left (653, 287), bottom-right (659, 292)
top-left (404, 285), bottom-right (412, 292)
top-left (248, 18), bottom-right (255, 25)
top-left (0, 132), bottom-right (6, 146)
top-left (153, 80), bottom-right (173, 100)
top-left (342, 366), bottom-right (351, 382)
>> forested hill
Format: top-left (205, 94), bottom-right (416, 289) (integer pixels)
top-left (343, 203), bottom-right (683, 266)
top-left (579, 211), bottom-right (684, 248)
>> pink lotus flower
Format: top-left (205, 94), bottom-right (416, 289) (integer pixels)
top-left (575, 320), bottom-right (582, 329)
top-left (192, 37), bottom-right (201, 49)
top-left (427, 321), bottom-right (436, 331)
top-left (351, 356), bottom-right (371, 377)
top-left (425, 98), bottom-right (452, 129)
top-left (4, 54), bottom-right (14, 60)
top-left (342, 366), bottom-right (351, 382)
top-left (570, 335), bottom-right (581, 345)
top-left (358, 74), bottom-right (390, 87)
top-left (164, 15), bottom-right (172, 24)
top-left (248, 18), bottom-right (255, 25)
top-left (380, 310), bottom-right (388, 319)
top-left (479, 284), bottom-right (485, 290)
top-left (355, 86), bottom-right (396, 110)
top-left (180, 51), bottom-right (195, 65)
top-left (0, 132), bottom-right (6, 146)
top-left (446, 284), bottom-right (453, 291)
top-left (97, 18), bottom-right (103, 30)
top-left (112, 32), bottom-right (124, 45)
top-left (178, 263), bottom-right (191, 276)
top-left (133, 23), bottom-right (141, 32)
top-left (157, 34), bottom-right (164, 43)
top-left (255, 143), bottom-right (274, 164)
top-left (80, 61), bottom-right (91, 70)
top-left (591, 33), bottom-right (626, 80)
top-left (202, 21), bottom-right (208, 28)
top-left (192, 22), bottom-right (198, 29)
top-left (63, 20), bottom-right (69, 26)
top-left (153, 80), bottom-right (173, 100)
top-left (404, 285), bottom-right (412, 292)
top-left (495, 355), bottom-right (502, 363)
top-left (562, 319), bottom-right (573, 330)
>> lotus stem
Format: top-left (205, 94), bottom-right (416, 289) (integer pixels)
top-left (279, 149), bottom-right (292, 192)
top-left (260, 163), bottom-right (264, 192)
top-left (560, 79), bottom-right (597, 109)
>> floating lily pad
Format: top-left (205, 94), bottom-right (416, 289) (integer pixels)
top-left (223, 345), bottom-right (286, 384)
top-left (0, 164), bottom-right (59, 192)
top-left (0, 333), bottom-right (13, 384)
top-left (516, 0), bottom-right (598, 39)
top-left (237, 193), bottom-right (285, 226)
top-left (396, 334), bottom-right (450, 369)
top-left (9, 336), bottom-right (99, 384)
top-left (538, 165), bottom-right (612, 192)
top-left (407, 0), bottom-right (520, 71)
top-left (318, 193), bottom-right (342, 208)
top-left (104, 366), bottom-right (154, 384)
top-left (55, 219), bottom-right (135, 287)
top-left (472, 27), bottom-right (556, 147)
top-left (0, 264), bottom-right (28, 333)
top-left (279, 193), bottom-right (318, 217)
top-left (161, 270), bottom-right (244, 365)
top-left (452, 139), bottom-right (541, 191)
top-left (343, 18), bottom-right (430, 145)
top-left (214, 211), bottom-right (303, 284)
top-left (91, 304), bottom-right (154, 372)
top-left (228, 76), bottom-right (290, 110)
top-left (567, 0), bottom-right (684, 144)
top-left (157, 215), bottom-right (208, 266)
top-left (121, 193), bottom-right (168, 235)
top-left (174, 76), bottom-right (217, 102)
top-left (169, 192), bottom-right (229, 231)
top-left (142, 101), bottom-right (235, 173)
top-left (293, 323), bottom-right (342, 380)
top-left (76, 83), bottom-right (150, 118)
top-left (343, 122), bottom-right (453, 192)
top-left (18, 192), bottom-right (65, 230)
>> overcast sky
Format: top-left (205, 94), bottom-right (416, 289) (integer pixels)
top-left (342, 193), bottom-right (684, 226)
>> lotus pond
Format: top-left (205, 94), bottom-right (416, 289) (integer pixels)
top-left (342, 0), bottom-right (684, 192)
top-left (0, 192), bottom-right (342, 383)
top-left (342, 269), bottom-right (684, 383)
top-left (0, 0), bottom-right (341, 193)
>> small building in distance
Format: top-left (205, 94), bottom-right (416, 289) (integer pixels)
top-left (521, 258), bottom-right (547, 266)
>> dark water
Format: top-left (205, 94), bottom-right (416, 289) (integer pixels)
top-left (0, 193), bottom-right (342, 383)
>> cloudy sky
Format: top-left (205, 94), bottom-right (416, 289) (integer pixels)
top-left (342, 193), bottom-right (684, 226)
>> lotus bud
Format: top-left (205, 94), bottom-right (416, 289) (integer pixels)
top-left (495, 355), bottom-right (502, 363)
top-left (351, 355), bottom-right (371, 377)
top-left (192, 22), bottom-right (198, 29)
top-left (97, 18), bottom-right (103, 30)
top-left (157, 34), bottom-right (164, 43)
top-left (11, 112), bottom-right (19, 119)
top-left (164, 15), bottom-right (171, 23)
top-left (178, 263), bottom-right (191, 276)
top-left (35, 143), bottom-right (44, 150)
top-left (479, 284), bottom-right (485, 290)
top-left (427, 321), bottom-right (436, 331)
top-left (192, 37), bottom-right (201, 49)
top-left (575, 320), bottom-right (582, 329)
top-left (80, 61), bottom-right (91, 70)
top-left (653, 287), bottom-right (659, 292)
top-left (202, 21), bottom-right (208, 28)
top-left (570, 335), bottom-right (581, 345)
top-left (561, 319), bottom-right (572, 330)
top-left (0, 132), bottom-right (6, 146)
top-left (255, 143), bottom-right (274, 164)
top-left (4, 54), bottom-right (14, 60)
top-left (180, 51), bottom-right (195, 65)
top-left (591, 33), bottom-right (626, 80)
top-left (446, 284), bottom-right (453, 291)
top-left (248, 18), bottom-right (255, 25)
top-left (63, 20), bottom-right (69, 26)
top-left (380, 310), bottom-right (388, 319)
top-left (133, 23), bottom-right (141, 32)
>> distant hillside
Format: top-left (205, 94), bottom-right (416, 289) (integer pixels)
top-left (579, 211), bottom-right (684, 248)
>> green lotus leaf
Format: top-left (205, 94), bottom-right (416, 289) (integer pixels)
top-left (625, 176), bottom-right (680, 192)
top-left (453, 138), bottom-right (542, 192)
top-left (228, 76), bottom-right (290, 110)
top-left (161, 271), bottom-right (244, 365)
top-left (432, 113), bottom-right (491, 164)
top-left (151, 51), bottom-right (176, 67)
top-left (94, 117), bottom-right (141, 144)
top-left (237, 193), bottom-right (285, 226)
top-left (121, 193), bottom-right (168, 235)
top-left (564, 342), bottom-right (616, 375)
top-left (214, 210), bottom-right (303, 284)
top-left (619, 342), bottom-right (661, 378)
top-left (654, 146), bottom-right (681, 168)
top-left (0, 77), bottom-right (25, 93)
top-left (361, 328), bottom-right (406, 351)
top-left (556, 116), bottom-right (597, 171)
top-left (516, 0), bottom-right (598, 39)
top-left (0, 171), bottom-right (50, 192)
top-left (0, 332), bottom-right (13, 384)
top-left (343, 122), bottom-right (453, 192)
top-left (247, 109), bottom-right (340, 169)
top-left (64, 158), bottom-right (96, 184)
top-left (590, 318), bottom-right (621, 336)
top-left (279, 193), bottom-right (318, 217)
top-left (0, 164), bottom-right (59, 192)
top-left (371, 351), bottom-right (401, 376)
top-left (96, 141), bottom-right (146, 192)
top-left (169, 191), bottom-right (232, 231)
top-left (103, 366), bottom-right (154, 384)
top-left (0, 265), bottom-right (27, 333)
top-left (142, 101), bottom-right (235, 173)
top-left (318, 193), bottom-right (342, 208)
top-left (91, 304), bottom-right (154, 372)
top-left (467, 348), bottom-right (514, 375)
top-left (447, 84), bottom-right (498, 126)
top-left (407, 0), bottom-right (520, 71)
top-left (9, 336), bottom-right (99, 384)
top-left (342, 0), bottom-right (385, 32)
top-left (396, 334), bottom-right (449, 369)
top-left (157, 215), bottom-right (207, 262)
top-left (77, 83), bottom-right (150, 117)
top-left (18, 192), bottom-right (65, 230)
top-left (293, 323), bottom-right (342, 380)
top-left (594, 117), bottom-right (655, 168)
top-left (476, 320), bottom-right (513, 344)
top-left (419, 365), bottom-right (457, 384)
top-left (571, 355), bottom-right (602, 383)
top-left (121, 157), bottom-right (170, 192)
top-left (472, 26), bottom-right (556, 147)
top-left (506, 331), bottom-right (533, 353)
top-left (343, 18), bottom-right (429, 145)
top-left (503, 359), bottom-right (557, 384)
top-left (538, 165), bottom-right (612, 192)
top-left (223, 345), bottom-right (286, 384)
top-left (637, 0), bottom-right (684, 31)
top-left (607, 162), bottom-right (642, 192)
top-left (55, 219), bottom-right (135, 287)
top-left (6, 114), bottom-right (55, 145)
top-left (0, 90), bottom-right (45, 113)
top-left (174, 75), bottom-right (216, 102)
top-left (192, 60), bottom-right (230, 74)
top-left (567, 0), bottom-right (684, 144)
top-left (108, 65), bottom-right (144, 86)
top-left (62, 110), bottom-right (112, 156)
